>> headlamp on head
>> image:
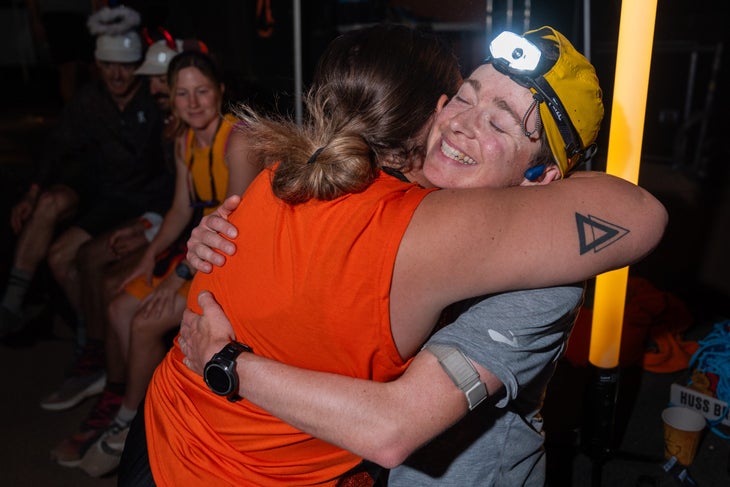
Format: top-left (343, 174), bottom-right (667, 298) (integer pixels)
top-left (488, 31), bottom-right (542, 75)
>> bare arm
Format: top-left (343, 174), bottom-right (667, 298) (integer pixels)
top-left (390, 171), bottom-right (667, 358)
top-left (188, 172), bottom-right (666, 359)
top-left (180, 291), bottom-right (498, 468)
top-left (180, 286), bottom-right (581, 467)
top-left (223, 128), bottom-right (262, 199)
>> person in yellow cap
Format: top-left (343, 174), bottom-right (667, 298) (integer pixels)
top-left (135, 25), bottom-right (659, 487)
top-left (177, 25), bottom-right (606, 487)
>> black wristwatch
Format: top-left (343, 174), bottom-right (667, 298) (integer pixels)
top-left (203, 341), bottom-right (253, 402)
top-left (175, 262), bottom-right (194, 280)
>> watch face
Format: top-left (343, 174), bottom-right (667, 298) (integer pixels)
top-left (175, 263), bottom-right (193, 280)
top-left (205, 363), bottom-right (232, 395)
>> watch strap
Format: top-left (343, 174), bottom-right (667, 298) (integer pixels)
top-left (217, 341), bottom-right (253, 361)
top-left (425, 344), bottom-right (488, 410)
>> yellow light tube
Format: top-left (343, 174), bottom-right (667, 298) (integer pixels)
top-left (589, 0), bottom-right (658, 368)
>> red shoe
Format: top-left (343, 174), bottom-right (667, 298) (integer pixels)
top-left (50, 389), bottom-right (122, 467)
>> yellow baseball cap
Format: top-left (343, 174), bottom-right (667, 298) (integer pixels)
top-left (488, 26), bottom-right (604, 176)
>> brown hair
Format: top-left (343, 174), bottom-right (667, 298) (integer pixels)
top-left (235, 23), bottom-right (462, 204)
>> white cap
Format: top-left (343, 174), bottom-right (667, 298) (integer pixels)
top-left (135, 39), bottom-right (183, 75)
top-left (95, 31), bottom-right (143, 63)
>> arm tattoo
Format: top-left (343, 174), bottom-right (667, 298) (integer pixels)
top-left (575, 213), bottom-right (630, 255)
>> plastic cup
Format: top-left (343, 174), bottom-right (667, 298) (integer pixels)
top-left (661, 406), bottom-right (706, 466)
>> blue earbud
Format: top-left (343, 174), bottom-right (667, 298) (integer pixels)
top-left (524, 164), bottom-right (546, 181)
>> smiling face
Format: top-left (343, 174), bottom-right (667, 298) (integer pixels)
top-left (97, 61), bottom-right (139, 99)
top-left (172, 66), bottom-right (223, 131)
top-left (422, 64), bottom-right (545, 189)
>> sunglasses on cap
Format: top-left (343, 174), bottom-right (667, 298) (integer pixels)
top-left (485, 31), bottom-right (595, 168)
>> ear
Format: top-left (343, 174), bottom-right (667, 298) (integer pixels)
top-left (538, 164), bottom-right (562, 185)
top-left (520, 164), bottom-right (561, 186)
top-left (220, 83), bottom-right (226, 95)
top-left (435, 94), bottom-right (449, 113)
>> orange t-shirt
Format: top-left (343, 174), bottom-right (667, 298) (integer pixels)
top-left (145, 168), bottom-right (437, 486)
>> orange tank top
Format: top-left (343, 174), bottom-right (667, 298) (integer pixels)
top-left (145, 167), bottom-right (436, 486)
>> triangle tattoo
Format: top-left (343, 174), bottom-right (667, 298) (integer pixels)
top-left (575, 213), bottom-right (630, 255)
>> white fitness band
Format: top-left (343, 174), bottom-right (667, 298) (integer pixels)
top-left (425, 344), bottom-right (488, 410)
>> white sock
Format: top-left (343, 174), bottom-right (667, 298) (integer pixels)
top-left (1, 267), bottom-right (32, 314)
top-left (116, 405), bottom-right (137, 426)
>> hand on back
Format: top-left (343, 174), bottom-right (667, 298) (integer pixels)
top-left (187, 194), bottom-right (241, 273)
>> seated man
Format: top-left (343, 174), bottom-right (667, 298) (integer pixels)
top-left (38, 35), bottom-right (185, 414)
top-left (0, 6), bottom-right (171, 342)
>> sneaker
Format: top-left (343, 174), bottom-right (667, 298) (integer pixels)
top-left (78, 420), bottom-right (130, 477)
top-left (51, 389), bottom-right (123, 467)
top-left (40, 370), bottom-right (106, 411)
top-left (40, 341), bottom-right (106, 411)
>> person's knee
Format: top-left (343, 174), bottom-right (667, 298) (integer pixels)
top-left (47, 239), bottom-right (68, 275)
top-left (47, 229), bottom-right (88, 278)
top-left (34, 188), bottom-right (77, 223)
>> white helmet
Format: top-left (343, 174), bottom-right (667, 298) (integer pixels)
top-left (135, 39), bottom-right (183, 75)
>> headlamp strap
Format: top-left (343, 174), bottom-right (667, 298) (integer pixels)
top-left (522, 96), bottom-right (542, 138)
top-left (530, 77), bottom-right (584, 162)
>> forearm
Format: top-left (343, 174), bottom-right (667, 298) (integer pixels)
top-left (234, 350), bottom-right (471, 468)
top-left (234, 287), bottom-right (581, 466)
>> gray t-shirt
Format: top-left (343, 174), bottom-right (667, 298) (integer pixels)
top-left (387, 285), bottom-right (584, 486)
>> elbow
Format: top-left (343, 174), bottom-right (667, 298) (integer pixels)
top-left (365, 444), bottom-right (413, 470)
top-left (358, 423), bottom-right (420, 469)
top-left (645, 194), bottom-right (669, 254)
top-left (631, 191), bottom-right (669, 263)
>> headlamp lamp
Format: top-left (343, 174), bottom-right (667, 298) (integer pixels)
top-left (488, 31), bottom-right (542, 76)
top-left (486, 30), bottom-right (595, 172)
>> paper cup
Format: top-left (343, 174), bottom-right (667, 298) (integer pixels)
top-left (661, 406), bottom-right (706, 466)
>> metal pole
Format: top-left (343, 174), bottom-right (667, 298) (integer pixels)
top-left (506, 0), bottom-right (513, 31)
top-left (486, 0), bottom-right (493, 41)
top-left (583, 0), bottom-right (591, 61)
top-left (293, 0), bottom-right (303, 125)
